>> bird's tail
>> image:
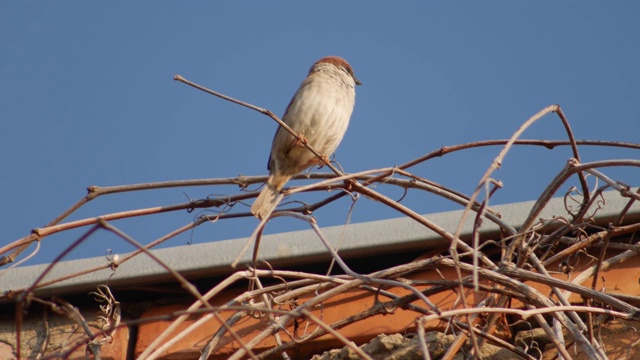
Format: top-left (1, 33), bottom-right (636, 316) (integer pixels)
top-left (251, 173), bottom-right (291, 219)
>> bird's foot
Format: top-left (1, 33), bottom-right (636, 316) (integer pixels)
top-left (293, 133), bottom-right (309, 148)
top-left (317, 154), bottom-right (331, 168)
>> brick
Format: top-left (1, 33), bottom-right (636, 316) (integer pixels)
top-left (0, 310), bottom-right (128, 360)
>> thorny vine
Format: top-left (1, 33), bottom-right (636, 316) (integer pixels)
top-left (1, 75), bottom-right (639, 359)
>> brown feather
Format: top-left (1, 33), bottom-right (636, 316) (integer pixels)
top-left (250, 173), bottom-right (291, 219)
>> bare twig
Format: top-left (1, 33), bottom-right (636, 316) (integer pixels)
top-left (5, 78), bottom-right (639, 360)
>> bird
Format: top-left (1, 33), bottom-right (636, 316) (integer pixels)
top-left (251, 56), bottom-right (361, 219)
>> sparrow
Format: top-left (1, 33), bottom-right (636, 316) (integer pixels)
top-left (251, 56), bottom-right (361, 219)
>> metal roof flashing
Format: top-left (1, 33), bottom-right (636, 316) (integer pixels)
top-left (3, 190), bottom-right (638, 299)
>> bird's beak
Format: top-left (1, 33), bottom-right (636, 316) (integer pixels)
top-left (354, 76), bottom-right (362, 86)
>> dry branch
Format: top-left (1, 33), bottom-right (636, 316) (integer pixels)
top-left (2, 76), bottom-right (639, 360)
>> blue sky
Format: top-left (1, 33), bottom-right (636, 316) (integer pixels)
top-left (2, 3), bottom-right (639, 266)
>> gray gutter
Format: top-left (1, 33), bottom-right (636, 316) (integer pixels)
top-left (2, 190), bottom-right (638, 299)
